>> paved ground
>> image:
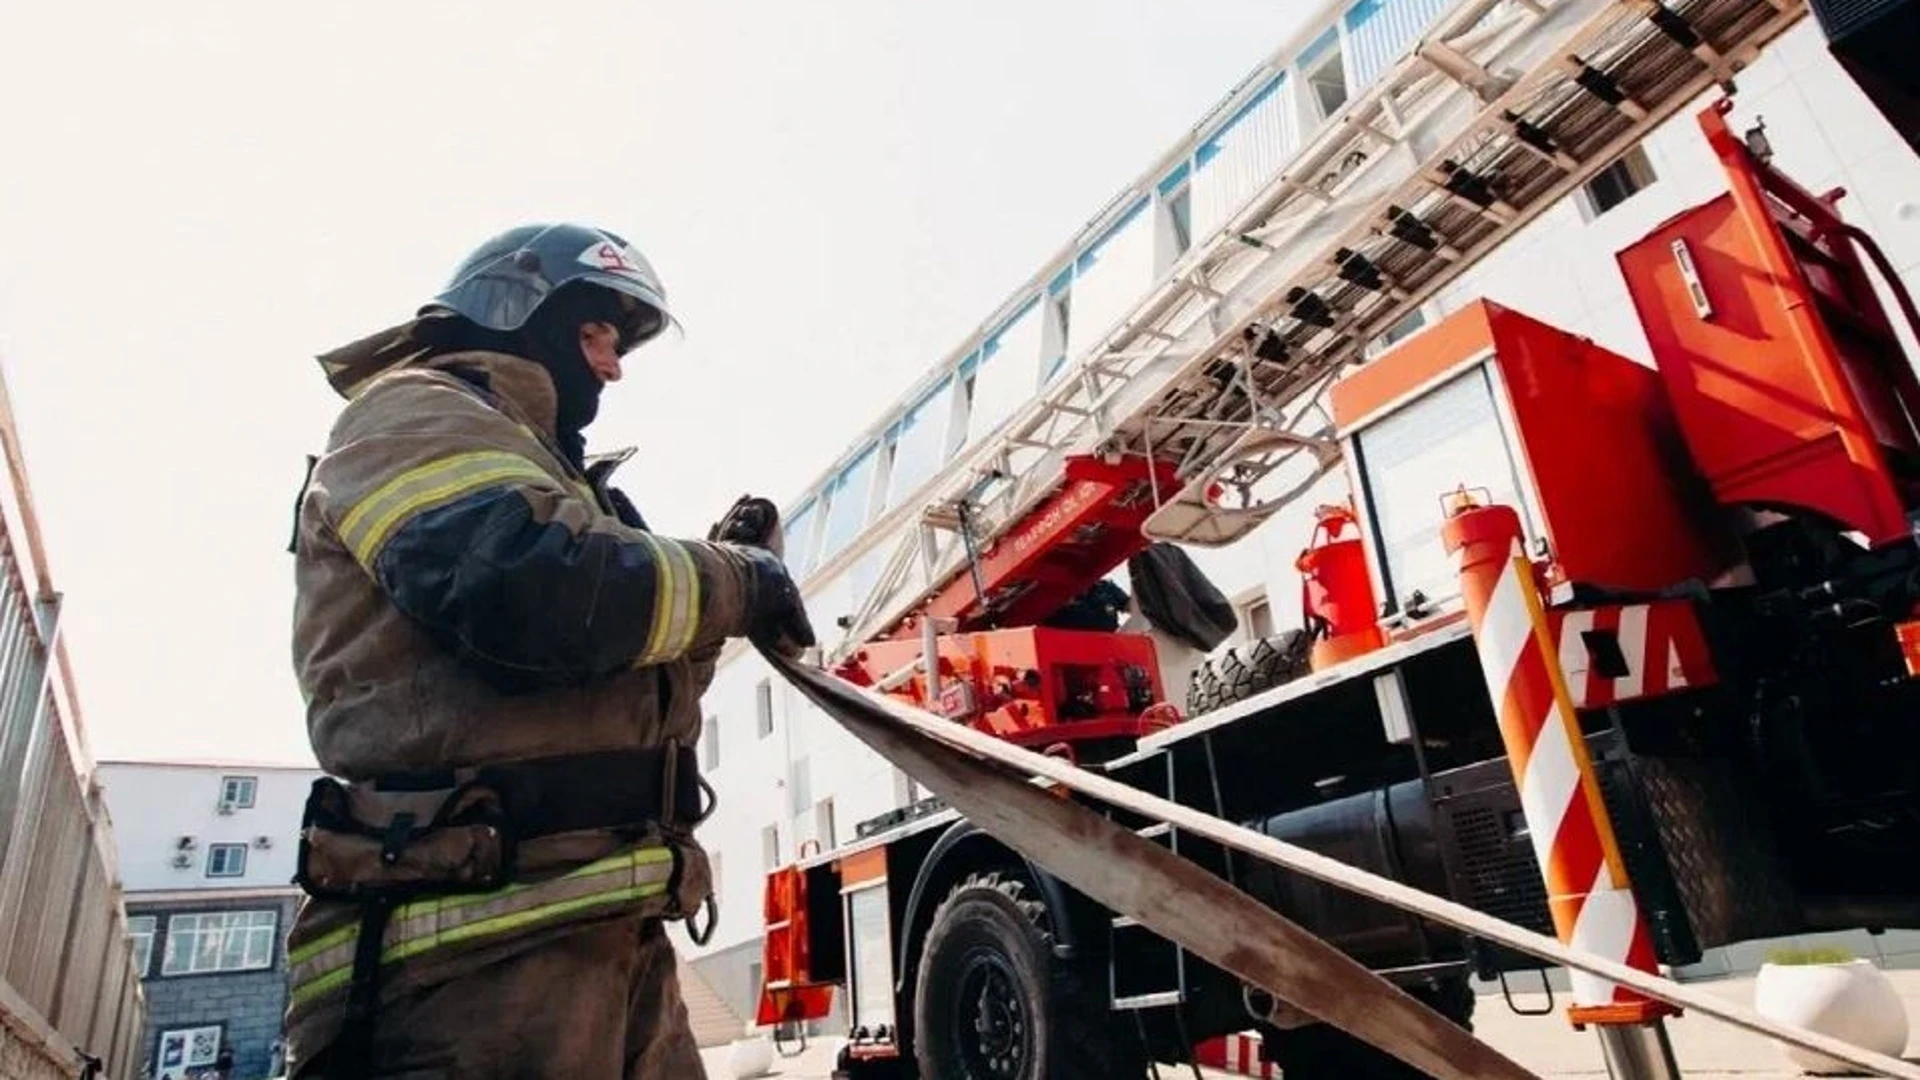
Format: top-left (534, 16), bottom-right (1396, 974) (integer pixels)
top-left (699, 969), bottom-right (1920, 1079)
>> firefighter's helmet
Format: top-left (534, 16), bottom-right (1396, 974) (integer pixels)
top-left (422, 223), bottom-right (675, 352)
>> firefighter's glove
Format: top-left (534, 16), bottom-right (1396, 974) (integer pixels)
top-left (709, 495), bottom-right (784, 560)
top-left (736, 545), bottom-right (816, 659)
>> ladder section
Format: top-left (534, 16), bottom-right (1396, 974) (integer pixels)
top-left (830, 0), bottom-right (1804, 659)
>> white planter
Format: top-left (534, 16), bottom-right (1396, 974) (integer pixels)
top-left (725, 1033), bottom-right (774, 1079)
top-left (1753, 959), bottom-right (1910, 1075)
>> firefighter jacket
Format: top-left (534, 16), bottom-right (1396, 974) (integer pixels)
top-left (283, 348), bottom-right (755, 1038)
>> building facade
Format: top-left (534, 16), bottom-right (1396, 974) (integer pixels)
top-left (679, 0), bottom-right (1920, 1026)
top-left (97, 761), bottom-right (322, 1080)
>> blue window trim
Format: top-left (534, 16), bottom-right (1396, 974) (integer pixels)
top-left (1195, 72), bottom-right (1286, 167)
top-left (981, 295), bottom-right (1044, 362)
top-left (1076, 196), bottom-right (1150, 274)
top-left (1344, 0), bottom-right (1388, 32)
top-left (1157, 161), bottom-right (1192, 196)
top-left (1300, 26), bottom-right (1340, 68)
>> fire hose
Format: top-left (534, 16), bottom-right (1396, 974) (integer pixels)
top-left (760, 649), bottom-right (1920, 1080)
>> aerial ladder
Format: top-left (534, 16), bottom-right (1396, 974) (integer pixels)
top-left (739, 0), bottom-right (1920, 1075)
top-left (827, 0), bottom-right (1807, 659)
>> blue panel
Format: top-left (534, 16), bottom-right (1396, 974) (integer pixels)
top-left (1343, 0), bottom-right (1450, 89)
top-left (1194, 73), bottom-right (1286, 170)
top-left (820, 445), bottom-right (880, 563)
top-left (1299, 26), bottom-right (1340, 67)
top-left (1344, 0), bottom-right (1388, 31)
top-left (1157, 161), bottom-right (1192, 196)
top-left (982, 295), bottom-right (1044, 360)
top-left (885, 376), bottom-right (955, 508)
top-left (784, 499), bottom-right (820, 577)
top-left (1075, 197), bottom-right (1150, 274)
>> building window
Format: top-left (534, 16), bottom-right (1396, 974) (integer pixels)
top-left (815, 799), bottom-right (838, 851)
top-left (127, 915), bottom-right (156, 978)
top-left (1239, 591), bottom-right (1275, 642)
top-left (1301, 28), bottom-right (1350, 120)
top-left (218, 776), bottom-right (256, 810)
top-left (762, 823), bottom-right (782, 871)
top-left (1167, 187), bottom-right (1194, 258)
top-left (160, 910), bottom-right (278, 976)
top-left (701, 715), bottom-right (720, 771)
top-left (205, 843), bottom-right (248, 878)
top-left (756, 680), bottom-right (775, 739)
top-left (1580, 145), bottom-right (1658, 218)
top-left (1364, 307), bottom-right (1429, 359)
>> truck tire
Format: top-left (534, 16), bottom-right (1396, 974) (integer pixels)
top-left (1272, 977), bottom-right (1476, 1080)
top-left (912, 871), bottom-right (1146, 1080)
top-left (1185, 631), bottom-right (1311, 717)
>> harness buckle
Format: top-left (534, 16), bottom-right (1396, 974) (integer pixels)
top-left (379, 812), bottom-right (418, 866)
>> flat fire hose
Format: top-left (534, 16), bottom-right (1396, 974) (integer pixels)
top-left (765, 651), bottom-right (1920, 1080)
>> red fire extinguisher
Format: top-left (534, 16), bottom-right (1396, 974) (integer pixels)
top-left (1295, 503), bottom-right (1385, 671)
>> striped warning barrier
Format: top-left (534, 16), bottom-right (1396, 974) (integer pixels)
top-left (1552, 599), bottom-right (1717, 710)
top-left (1442, 498), bottom-right (1674, 1025)
top-left (1193, 1031), bottom-right (1275, 1077)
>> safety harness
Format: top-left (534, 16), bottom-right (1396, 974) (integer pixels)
top-left (291, 744), bottom-right (715, 1078)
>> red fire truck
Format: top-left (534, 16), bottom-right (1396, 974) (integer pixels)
top-left (747, 0), bottom-right (1920, 1076)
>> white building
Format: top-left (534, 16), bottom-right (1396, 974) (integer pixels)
top-left (96, 760), bottom-right (323, 1080)
top-left (680, 0), bottom-right (1920, 1024)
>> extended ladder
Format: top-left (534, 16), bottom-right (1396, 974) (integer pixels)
top-left (830, 0), bottom-right (1806, 658)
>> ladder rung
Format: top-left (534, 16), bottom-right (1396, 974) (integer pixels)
top-left (1112, 990), bottom-right (1185, 1010)
top-left (1135, 822), bottom-right (1171, 840)
top-left (1112, 915), bottom-right (1140, 929)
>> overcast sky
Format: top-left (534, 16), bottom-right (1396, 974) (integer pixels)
top-left (0, 1), bottom-right (1313, 766)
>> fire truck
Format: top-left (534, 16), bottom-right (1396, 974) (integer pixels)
top-left (745, 0), bottom-right (1920, 1076)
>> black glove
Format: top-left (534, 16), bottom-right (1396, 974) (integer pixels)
top-left (735, 545), bottom-right (817, 659)
top-left (708, 494), bottom-right (783, 559)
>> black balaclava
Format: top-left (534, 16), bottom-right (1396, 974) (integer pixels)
top-left (519, 283), bottom-right (631, 468)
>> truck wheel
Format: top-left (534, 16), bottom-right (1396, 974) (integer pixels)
top-left (912, 871), bottom-right (1146, 1080)
top-left (1185, 631), bottom-right (1311, 717)
top-left (1273, 977), bottom-right (1476, 1080)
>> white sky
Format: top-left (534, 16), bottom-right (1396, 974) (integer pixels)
top-left (0, 1), bottom-right (1311, 767)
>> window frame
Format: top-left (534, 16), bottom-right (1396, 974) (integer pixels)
top-left (1578, 144), bottom-right (1659, 219)
top-left (159, 909), bottom-right (279, 977)
top-left (205, 843), bottom-right (248, 878)
top-left (701, 714), bottom-right (720, 771)
top-left (127, 915), bottom-right (156, 978)
top-left (755, 680), bottom-right (775, 739)
top-left (218, 776), bottom-right (256, 809)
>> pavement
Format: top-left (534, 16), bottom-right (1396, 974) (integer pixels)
top-left (698, 969), bottom-right (1920, 1079)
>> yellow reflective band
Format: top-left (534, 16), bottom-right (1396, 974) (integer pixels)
top-left (338, 451), bottom-right (555, 566)
top-left (288, 846), bottom-right (674, 1006)
top-left (631, 537), bottom-right (700, 667)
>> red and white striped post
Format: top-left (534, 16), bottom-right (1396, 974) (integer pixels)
top-left (1442, 495), bottom-right (1682, 1078)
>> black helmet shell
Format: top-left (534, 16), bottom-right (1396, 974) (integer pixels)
top-left (421, 223), bottom-right (673, 342)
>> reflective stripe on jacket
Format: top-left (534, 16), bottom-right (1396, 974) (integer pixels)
top-left (288, 846), bottom-right (676, 1010)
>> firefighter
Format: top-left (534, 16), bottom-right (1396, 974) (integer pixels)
top-left (284, 223), bottom-right (815, 1078)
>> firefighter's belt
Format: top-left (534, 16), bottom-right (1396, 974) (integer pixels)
top-left (294, 745), bottom-right (706, 904)
top-left (286, 844), bottom-right (678, 1009)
